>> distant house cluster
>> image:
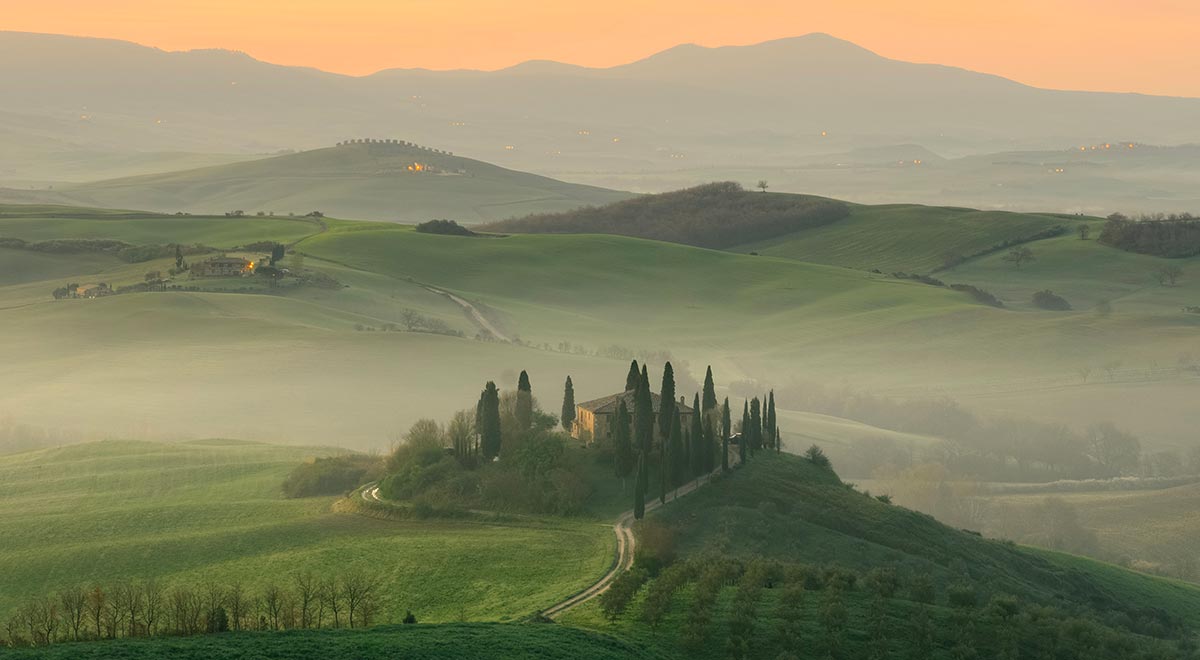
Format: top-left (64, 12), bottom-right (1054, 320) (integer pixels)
top-left (191, 256), bottom-right (253, 278)
top-left (335, 138), bottom-right (454, 156)
top-left (76, 283), bottom-right (112, 299)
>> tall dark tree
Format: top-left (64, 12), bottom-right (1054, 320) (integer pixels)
top-left (633, 453), bottom-right (647, 520)
top-left (659, 362), bottom-right (676, 440)
top-left (560, 376), bottom-right (576, 433)
top-left (704, 416), bottom-right (717, 474)
top-left (690, 393), bottom-right (704, 477)
top-left (270, 243), bottom-right (286, 265)
top-left (776, 426), bottom-right (782, 454)
top-left (721, 398), bottom-right (732, 442)
top-left (634, 366), bottom-right (654, 456)
top-left (479, 381), bottom-right (502, 460)
top-left (668, 409), bottom-right (684, 490)
top-left (613, 400), bottom-right (635, 488)
top-left (749, 397), bottom-right (762, 455)
top-left (174, 244), bottom-right (185, 270)
top-left (721, 406), bottom-right (731, 474)
top-left (766, 391), bottom-right (777, 451)
top-left (625, 360), bottom-right (641, 392)
top-left (740, 401), bottom-right (750, 465)
top-left (516, 370), bottom-right (533, 431)
top-left (702, 366), bottom-right (718, 413)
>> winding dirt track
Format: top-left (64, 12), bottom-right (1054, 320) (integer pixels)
top-left (361, 464), bottom-right (728, 619)
top-left (422, 285), bottom-right (510, 342)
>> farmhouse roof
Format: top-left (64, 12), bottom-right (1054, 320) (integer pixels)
top-left (577, 390), bottom-right (694, 415)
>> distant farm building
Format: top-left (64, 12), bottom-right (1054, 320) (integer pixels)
top-left (573, 391), bottom-right (694, 443)
top-left (75, 283), bottom-right (112, 298)
top-left (192, 257), bottom-right (252, 278)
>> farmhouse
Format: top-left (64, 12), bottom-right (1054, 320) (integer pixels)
top-left (75, 283), bottom-right (112, 298)
top-left (192, 256), bottom-right (252, 278)
top-left (573, 391), bottom-right (694, 443)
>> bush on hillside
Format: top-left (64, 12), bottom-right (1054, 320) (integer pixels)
top-left (1032, 290), bottom-right (1072, 311)
top-left (282, 454), bottom-right (383, 498)
top-left (484, 182), bottom-right (850, 249)
top-left (950, 284), bottom-right (1004, 307)
top-left (415, 219), bottom-right (477, 236)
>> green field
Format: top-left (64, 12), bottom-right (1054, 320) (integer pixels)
top-left (0, 440), bottom-right (613, 624)
top-left (726, 203), bottom-right (1071, 273)
top-left (0, 206), bottom-right (323, 246)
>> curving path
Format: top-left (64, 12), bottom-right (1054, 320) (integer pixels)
top-left (422, 285), bottom-right (511, 342)
top-left (359, 459), bottom-right (734, 620)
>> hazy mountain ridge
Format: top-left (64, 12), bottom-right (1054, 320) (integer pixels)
top-left (5, 30), bottom-right (1200, 189)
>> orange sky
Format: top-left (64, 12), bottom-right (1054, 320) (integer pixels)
top-left (7, 0), bottom-right (1199, 96)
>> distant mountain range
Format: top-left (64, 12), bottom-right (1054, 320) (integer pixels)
top-left (4, 31), bottom-right (1199, 181)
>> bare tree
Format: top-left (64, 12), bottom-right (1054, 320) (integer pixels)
top-left (261, 583), bottom-right (284, 631)
top-left (58, 588), bottom-right (87, 641)
top-left (321, 576), bottom-right (344, 629)
top-left (142, 581), bottom-right (164, 637)
top-left (756, 180), bottom-right (769, 193)
top-left (85, 585), bottom-right (106, 640)
top-left (202, 582), bottom-right (226, 633)
top-left (295, 572), bottom-right (318, 629)
top-left (226, 583), bottom-right (249, 632)
top-left (343, 570), bottom-right (379, 628)
top-left (1077, 223), bottom-right (1091, 240)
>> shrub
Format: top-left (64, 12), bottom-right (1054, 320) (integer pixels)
top-left (950, 284), bottom-right (1004, 307)
top-left (282, 454), bottom-right (383, 498)
top-left (1032, 290), bottom-right (1072, 311)
top-left (804, 444), bottom-right (832, 470)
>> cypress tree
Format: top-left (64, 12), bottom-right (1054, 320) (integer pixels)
top-left (721, 397), bottom-right (732, 473)
top-left (704, 416), bottom-right (717, 474)
top-left (702, 366), bottom-right (717, 413)
top-left (668, 410), bottom-right (684, 490)
top-left (659, 362), bottom-right (676, 440)
top-left (516, 370), bottom-right (533, 431)
top-left (740, 401), bottom-right (750, 465)
top-left (634, 367), bottom-right (654, 456)
top-left (749, 397), bottom-right (762, 455)
top-left (479, 381), bottom-right (502, 460)
top-left (776, 426), bottom-right (782, 454)
top-left (690, 393), bottom-right (704, 477)
top-left (625, 360), bottom-right (640, 392)
top-left (634, 453), bottom-right (647, 519)
top-left (560, 376), bottom-right (576, 433)
top-left (766, 391), bottom-right (777, 451)
top-left (613, 400), bottom-right (635, 488)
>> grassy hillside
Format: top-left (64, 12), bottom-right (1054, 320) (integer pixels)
top-left (9, 143), bottom-right (632, 223)
top-left (733, 203), bottom-right (1073, 272)
top-left (561, 454), bottom-right (1200, 659)
top-left (483, 182), bottom-right (849, 249)
top-left (0, 440), bottom-right (613, 624)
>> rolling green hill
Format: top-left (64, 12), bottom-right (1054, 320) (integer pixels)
top-left (481, 184), bottom-right (1079, 272)
top-left (733, 203), bottom-right (1074, 273)
top-left (3, 142), bottom-right (632, 223)
top-left (0, 439), bottom-right (613, 624)
top-left (561, 454), bottom-right (1200, 659)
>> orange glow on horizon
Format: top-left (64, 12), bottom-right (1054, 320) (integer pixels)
top-left (6, 0), bottom-right (1199, 97)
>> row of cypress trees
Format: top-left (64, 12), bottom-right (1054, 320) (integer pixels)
top-left (600, 360), bottom-right (779, 519)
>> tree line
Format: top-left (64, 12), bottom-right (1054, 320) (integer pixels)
top-left (1, 571), bottom-right (401, 649)
top-left (1100, 212), bottom-right (1200, 258)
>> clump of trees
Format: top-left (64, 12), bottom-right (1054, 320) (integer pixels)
top-left (483, 182), bottom-right (850, 249)
top-left (1032, 289), bottom-right (1072, 310)
top-left (1, 571), bottom-right (388, 648)
top-left (415, 219), bottom-right (477, 236)
top-left (1099, 212), bottom-right (1200, 257)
